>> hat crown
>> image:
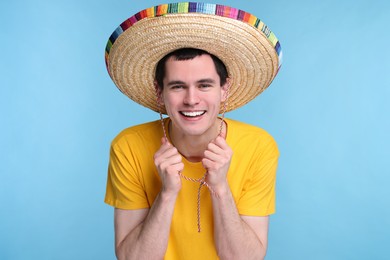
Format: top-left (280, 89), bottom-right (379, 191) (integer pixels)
top-left (105, 2), bottom-right (282, 113)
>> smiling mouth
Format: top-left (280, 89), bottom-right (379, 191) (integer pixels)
top-left (180, 111), bottom-right (206, 118)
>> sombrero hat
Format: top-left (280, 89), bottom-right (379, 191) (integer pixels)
top-left (105, 2), bottom-right (282, 114)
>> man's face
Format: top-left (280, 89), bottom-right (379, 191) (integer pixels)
top-left (159, 54), bottom-right (228, 138)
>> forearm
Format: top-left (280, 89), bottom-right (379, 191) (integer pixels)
top-left (116, 191), bottom-right (177, 260)
top-left (212, 184), bottom-right (266, 260)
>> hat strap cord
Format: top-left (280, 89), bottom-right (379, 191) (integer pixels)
top-left (157, 82), bottom-right (230, 232)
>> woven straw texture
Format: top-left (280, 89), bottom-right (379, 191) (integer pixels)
top-left (106, 4), bottom-right (282, 114)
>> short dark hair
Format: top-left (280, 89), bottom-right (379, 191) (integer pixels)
top-left (155, 48), bottom-right (228, 89)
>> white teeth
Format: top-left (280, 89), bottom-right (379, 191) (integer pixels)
top-left (181, 111), bottom-right (205, 117)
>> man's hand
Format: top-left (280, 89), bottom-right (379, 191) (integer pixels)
top-left (116, 137), bottom-right (183, 259)
top-left (202, 134), bottom-right (233, 195)
top-left (154, 138), bottom-right (184, 195)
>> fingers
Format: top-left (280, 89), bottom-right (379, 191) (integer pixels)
top-left (159, 153), bottom-right (184, 173)
top-left (154, 138), bottom-right (173, 159)
top-left (155, 147), bottom-right (182, 170)
top-left (218, 129), bottom-right (226, 139)
top-left (154, 137), bottom-right (184, 174)
top-left (161, 136), bottom-right (168, 145)
top-left (202, 136), bottom-right (232, 170)
top-left (154, 138), bottom-right (184, 194)
top-left (204, 136), bottom-right (231, 159)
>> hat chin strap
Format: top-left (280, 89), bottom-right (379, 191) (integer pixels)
top-left (218, 78), bottom-right (231, 136)
top-left (156, 81), bottom-right (231, 232)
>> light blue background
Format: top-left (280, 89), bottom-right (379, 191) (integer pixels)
top-left (1, 0), bottom-right (389, 259)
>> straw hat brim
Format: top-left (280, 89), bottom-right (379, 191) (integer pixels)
top-left (105, 3), bottom-right (282, 114)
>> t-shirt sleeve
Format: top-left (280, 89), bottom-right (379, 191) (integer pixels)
top-left (237, 136), bottom-right (279, 216)
top-left (104, 142), bottom-right (150, 210)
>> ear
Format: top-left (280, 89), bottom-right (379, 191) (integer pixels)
top-left (154, 81), bottom-right (164, 105)
top-left (220, 78), bottom-right (230, 102)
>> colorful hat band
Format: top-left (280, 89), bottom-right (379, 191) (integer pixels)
top-left (105, 2), bottom-right (282, 76)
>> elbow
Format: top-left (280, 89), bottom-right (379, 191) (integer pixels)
top-left (217, 247), bottom-right (266, 260)
top-left (115, 244), bottom-right (124, 260)
top-left (254, 244), bottom-right (267, 260)
top-left (255, 246), bottom-right (267, 260)
top-left (258, 250), bottom-right (267, 260)
top-left (115, 242), bottom-right (130, 260)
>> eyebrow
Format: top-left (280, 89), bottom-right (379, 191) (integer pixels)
top-left (166, 78), bottom-right (217, 86)
top-left (166, 80), bottom-right (186, 87)
top-left (197, 79), bottom-right (216, 84)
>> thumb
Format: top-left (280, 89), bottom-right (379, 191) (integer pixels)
top-left (219, 129), bottom-right (226, 140)
top-left (161, 137), bottom-right (171, 146)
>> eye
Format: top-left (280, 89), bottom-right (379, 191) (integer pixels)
top-left (170, 85), bottom-right (185, 90)
top-left (199, 84), bottom-right (212, 90)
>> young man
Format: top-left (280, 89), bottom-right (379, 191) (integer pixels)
top-left (104, 3), bottom-right (282, 259)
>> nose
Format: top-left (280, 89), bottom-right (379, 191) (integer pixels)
top-left (183, 87), bottom-right (200, 106)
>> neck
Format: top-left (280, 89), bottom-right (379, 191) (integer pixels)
top-left (169, 118), bottom-right (225, 162)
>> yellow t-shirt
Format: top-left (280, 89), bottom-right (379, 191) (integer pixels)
top-left (105, 118), bottom-right (279, 259)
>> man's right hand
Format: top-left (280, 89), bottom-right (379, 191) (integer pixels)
top-left (154, 137), bottom-right (184, 195)
top-left (116, 137), bottom-right (183, 259)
